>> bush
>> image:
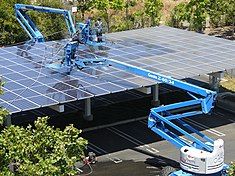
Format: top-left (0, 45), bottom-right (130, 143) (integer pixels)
top-left (228, 161), bottom-right (235, 176)
top-left (0, 116), bottom-right (87, 175)
top-left (0, 84), bottom-right (87, 175)
top-left (168, 2), bottom-right (187, 28)
top-left (168, 0), bottom-right (235, 32)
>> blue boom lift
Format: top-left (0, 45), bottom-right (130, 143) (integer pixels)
top-left (14, 4), bottom-right (105, 46)
top-left (109, 59), bottom-right (227, 175)
top-left (15, 4), bottom-right (108, 71)
top-left (15, 4), bottom-right (229, 175)
top-left (14, 4), bottom-right (76, 42)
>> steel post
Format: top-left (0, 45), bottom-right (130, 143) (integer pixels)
top-left (83, 98), bottom-right (93, 121)
top-left (4, 115), bottom-right (12, 126)
top-left (151, 84), bottom-right (160, 106)
top-left (209, 72), bottom-right (222, 92)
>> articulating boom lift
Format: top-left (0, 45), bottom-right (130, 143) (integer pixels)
top-left (15, 4), bottom-right (105, 46)
top-left (109, 59), bottom-right (227, 175)
top-left (15, 4), bottom-right (108, 71)
top-left (15, 4), bottom-right (228, 176)
top-left (15, 4), bottom-right (76, 42)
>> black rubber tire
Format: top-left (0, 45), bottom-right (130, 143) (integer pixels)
top-left (160, 166), bottom-right (176, 176)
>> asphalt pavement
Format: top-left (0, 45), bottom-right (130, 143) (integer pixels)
top-left (80, 108), bottom-right (235, 175)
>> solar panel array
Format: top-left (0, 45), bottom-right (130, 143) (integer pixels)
top-left (0, 41), bottom-right (156, 113)
top-left (104, 26), bottom-right (235, 79)
top-left (0, 26), bottom-right (235, 113)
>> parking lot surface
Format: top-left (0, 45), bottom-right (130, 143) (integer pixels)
top-left (81, 108), bottom-right (235, 175)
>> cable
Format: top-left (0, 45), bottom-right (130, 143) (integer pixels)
top-left (3, 28), bottom-right (73, 111)
top-left (2, 25), bottom-right (113, 112)
top-left (5, 42), bottom-right (48, 110)
top-left (77, 162), bottom-right (93, 176)
top-left (44, 30), bottom-right (68, 40)
top-left (3, 40), bottom-right (30, 47)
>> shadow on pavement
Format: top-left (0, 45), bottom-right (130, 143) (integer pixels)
top-left (79, 154), bottom-right (179, 176)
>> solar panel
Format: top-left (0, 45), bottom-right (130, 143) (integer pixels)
top-left (104, 26), bottom-right (235, 79)
top-left (0, 26), bottom-right (235, 113)
top-left (0, 41), bottom-right (156, 113)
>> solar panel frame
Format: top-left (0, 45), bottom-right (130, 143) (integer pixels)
top-left (0, 26), bottom-right (235, 113)
top-left (0, 41), bottom-right (154, 113)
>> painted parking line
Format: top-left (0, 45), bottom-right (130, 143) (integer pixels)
top-left (214, 112), bottom-right (235, 123)
top-left (139, 119), bottom-right (147, 125)
top-left (185, 119), bottom-right (226, 137)
top-left (214, 112), bottom-right (225, 117)
top-left (228, 119), bottom-right (235, 123)
top-left (107, 127), bottom-right (159, 154)
top-left (179, 136), bottom-right (192, 144)
top-left (88, 145), bottom-right (103, 155)
top-left (89, 142), bottom-right (108, 154)
top-left (89, 142), bottom-right (123, 164)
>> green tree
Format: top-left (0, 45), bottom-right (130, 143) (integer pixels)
top-left (0, 83), bottom-right (87, 175)
top-left (228, 161), bottom-right (235, 176)
top-left (94, 0), bottom-right (125, 32)
top-left (0, 0), bottom-right (30, 46)
top-left (31, 0), bottom-right (68, 40)
top-left (184, 0), bottom-right (210, 32)
top-left (221, 0), bottom-right (235, 35)
top-left (77, 0), bottom-right (94, 20)
top-left (168, 2), bottom-right (187, 28)
top-left (0, 117), bottom-right (87, 175)
top-left (144, 0), bottom-right (163, 26)
top-left (124, 0), bottom-right (136, 19)
top-left (169, 0), bottom-right (235, 33)
top-left (123, 0), bottom-right (137, 30)
top-left (0, 82), bottom-right (9, 125)
top-left (0, 0), bottom-right (69, 46)
top-left (206, 0), bottom-right (234, 28)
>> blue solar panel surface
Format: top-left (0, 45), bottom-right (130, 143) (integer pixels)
top-left (106, 26), bottom-right (235, 78)
top-left (0, 26), bottom-right (235, 113)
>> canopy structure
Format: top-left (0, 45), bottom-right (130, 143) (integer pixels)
top-left (0, 26), bottom-right (234, 113)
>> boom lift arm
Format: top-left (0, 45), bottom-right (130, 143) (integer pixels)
top-left (109, 59), bottom-right (226, 175)
top-left (14, 4), bottom-right (76, 42)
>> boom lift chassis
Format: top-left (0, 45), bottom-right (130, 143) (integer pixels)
top-left (15, 4), bottom-right (229, 176)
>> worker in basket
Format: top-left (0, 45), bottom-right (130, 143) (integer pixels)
top-left (95, 18), bottom-right (103, 42)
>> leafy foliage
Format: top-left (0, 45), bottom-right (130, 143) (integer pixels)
top-left (77, 0), bottom-right (94, 19)
top-left (0, 0), bottom-right (68, 46)
top-left (31, 0), bottom-right (68, 41)
top-left (144, 0), bottom-right (163, 26)
top-left (94, 0), bottom-right (125, 32)
top-left (169, 0), bottom-right (235, 32)
top-left (228, 161), bottom-right (235, 176)
top-left (185, 0), bottom-right (210, 31)
top-left (0, 82), bottom-right (9, 126)
top-left (0, 0), bottom-right (30, 46)
top-left (168, 2), bottom-right (187, 28)
top-left (0, 117), bottom-right (87, 175)
top-left (0, 78), bottom-right (87, 175)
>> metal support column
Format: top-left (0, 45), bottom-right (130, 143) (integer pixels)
top-left (83, 98), bottom-right (93, 121)
top-left (151, 84), bottom-right (160, 106)
top-left (209, 72), bottom-right (222, 92)
top-left (4, 115), bottom-right (12, 126)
